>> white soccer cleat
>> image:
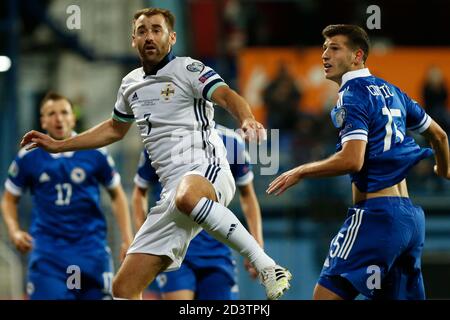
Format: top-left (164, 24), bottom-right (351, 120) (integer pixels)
top-left (259, 265), bottom-right (292, 300)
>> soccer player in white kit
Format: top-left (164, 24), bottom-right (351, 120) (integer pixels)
top-left (21, 7), bottom-right (291, 300)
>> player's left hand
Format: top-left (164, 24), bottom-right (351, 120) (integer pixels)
top-left (240, 118), bottom-right (267, 143)
top-left (20, 130), bottom-right (62, 153)
top-left (266, 166), bottom-right (302, 196)
top-left (244, 258), bottom-right (258, 279)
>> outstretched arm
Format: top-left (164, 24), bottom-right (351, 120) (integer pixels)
top-left (211, 86), bottom-right (266, 142)
top-left (238, 182), bottom-right (263, 279)
top-left (107, 184), bottom-right (134, 262)
top-left (21, 118), bottom-right (132, 153)
top-left (267, 140), bottom-right (367, 195)
top-left (1, 191), bottom-right (33, 253)
top-left (421, 119), bottom-right (450, 179)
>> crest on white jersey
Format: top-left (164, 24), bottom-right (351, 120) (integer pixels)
top-left (71, 167), bottom-right (86, 184)
top-left (160, 83), bottom-right (175, 101)
top-left (186, 61), bottom-right (205, 72)
top-left (39, 172), bottom-right (50, 183)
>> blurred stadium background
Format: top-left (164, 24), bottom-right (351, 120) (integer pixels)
top-left (1, 0), bottom-right (450, 299)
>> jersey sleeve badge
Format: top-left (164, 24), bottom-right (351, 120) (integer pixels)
top-left (199, 70), bottom-right (217, 83)
top-left (8, 161), bottom-right (19, 178)
top-left (186, 61), bottom-right (205, 73)
top-left (331, 107), bottom-right (347, 128)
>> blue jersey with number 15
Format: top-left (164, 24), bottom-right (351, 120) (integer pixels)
top-left (330, 69), bottom-right (433, 192)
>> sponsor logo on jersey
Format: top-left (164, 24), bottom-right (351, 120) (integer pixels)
top-left (186, 61), bottom-right (205, 72)
top-left (198, 70), bottom-right (217, 83)
top-left (160, 83), bottom-right (175, 101)
top-left (71, 167), bottom-right (86, 184)
top-left (131, 92), bottom-right (139, 102)
top-left (139, 98), bottom-right (159, 106)
top-left (39, 172), bottom-right (51, 183)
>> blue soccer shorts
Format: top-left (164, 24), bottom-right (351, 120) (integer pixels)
top-left (156, 256), bottom-right (238, 300)
top-left (27, 250), bottom-right (113, 300)
top-left (318, 197), bottom-right (425, 300)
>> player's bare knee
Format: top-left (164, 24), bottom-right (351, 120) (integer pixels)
top-left (175, 176), bottom-right (216, 214)
top-left (175, 188), bottom-right (199, 214)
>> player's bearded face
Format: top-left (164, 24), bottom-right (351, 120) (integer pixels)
top-left (322, 35), bottom-right (354, 83)
top-left (40, 100), bottom-right (76, 140)
top-left (133, 14), bottom-right (176, 65)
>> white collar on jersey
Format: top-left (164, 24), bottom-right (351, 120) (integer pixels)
top-left (340, 68), bottom-right (371, 88)
top-left (49, 131), bottom-right (76, 158)
top-left (49, 152), bottom-right (74, 158)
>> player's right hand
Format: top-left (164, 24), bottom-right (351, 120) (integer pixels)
top-left (240, 118), bottom-right (267, 144)
top-left (266, 166), bottom-right (302, 196)
top-left (20, 130), bottom-right (61, 153)
top-left (11, 230), bottom-right (33, 253)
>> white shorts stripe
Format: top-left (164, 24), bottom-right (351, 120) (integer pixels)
top-left (342, 209), bottom-right (364, 260)
top-left (336, 211), bottom-right (358, 258)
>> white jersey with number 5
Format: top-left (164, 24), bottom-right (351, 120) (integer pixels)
top-left (113, 52), bottom-right (230, 190)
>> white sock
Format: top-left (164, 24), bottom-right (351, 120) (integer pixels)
top-left (190, 197), bottom-right (275, 272)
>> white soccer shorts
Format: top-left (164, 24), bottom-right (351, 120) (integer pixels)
top-left (127, 164), bottom-right (235, 271)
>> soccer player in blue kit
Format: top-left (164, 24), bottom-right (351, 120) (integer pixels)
top-left (133, 124), bottom-right (262, 299)
top-left (1, 92), bottom-right (134, 299)
top-left (267, 25), bottom-right (450, 300)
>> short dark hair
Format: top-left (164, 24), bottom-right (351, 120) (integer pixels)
top-left (322, 24), bottom-right (370, 63)
top-left (133, 8), bottom-right (175, 32)
top-left (40, 92), bottom-right (73, 113)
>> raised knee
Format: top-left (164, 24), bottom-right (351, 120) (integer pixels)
top-left (175, 189), bottom-right (197, 214)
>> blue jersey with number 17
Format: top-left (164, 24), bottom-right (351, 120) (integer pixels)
top-left (5, 147), bottom-right (120, 253)
top-left (330, 68), bottom-right (433, 192)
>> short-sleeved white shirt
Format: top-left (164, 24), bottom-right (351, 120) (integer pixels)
top-left (113, 53), bottom-right (230, 189)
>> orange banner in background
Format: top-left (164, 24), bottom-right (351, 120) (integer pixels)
top-left (238, 47), bottom-right (450, 124)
